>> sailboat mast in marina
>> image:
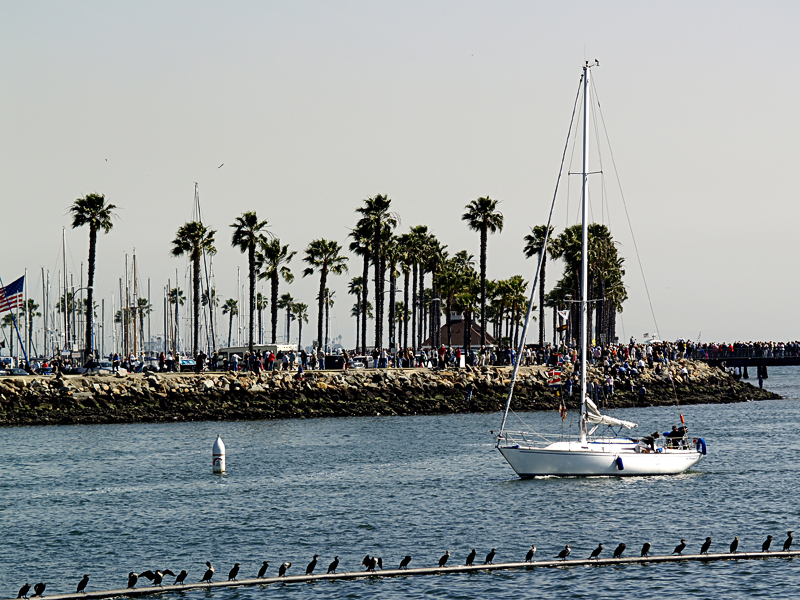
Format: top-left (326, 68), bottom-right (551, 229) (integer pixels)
top-left (496, 62), bottom-right (706, 477)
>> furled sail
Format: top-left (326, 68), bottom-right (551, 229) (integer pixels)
top-left (585, 398), bottom-right (638, 429)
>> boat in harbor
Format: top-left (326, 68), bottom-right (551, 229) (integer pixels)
top-left (495, 62), bottom-right (706, 477)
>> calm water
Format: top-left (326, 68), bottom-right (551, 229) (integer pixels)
top-left (3, 368), bottom-right (800, 599)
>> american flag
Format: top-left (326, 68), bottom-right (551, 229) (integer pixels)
top-left (0, 276), bottom-right (24, 314)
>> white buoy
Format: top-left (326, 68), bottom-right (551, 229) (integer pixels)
top-left (212, 435), bottom-right (226, 473)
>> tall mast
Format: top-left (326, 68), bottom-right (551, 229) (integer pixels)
top-left (62, 227), bottom-right (68, 353)
top-left (579, 61), bottom-right (595, 443)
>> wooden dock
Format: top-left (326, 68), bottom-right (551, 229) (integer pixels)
top-left (7, 549), bottom-right (799, 600)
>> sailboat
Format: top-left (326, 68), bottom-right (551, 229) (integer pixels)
top-left (496, 62), bottom-right (706, 477)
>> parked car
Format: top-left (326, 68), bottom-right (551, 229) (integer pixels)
top-left (0, 367), bottom-right (30, 376)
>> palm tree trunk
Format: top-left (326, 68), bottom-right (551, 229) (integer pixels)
top-left (361, 253), bottom-right (369, 354)
top-left (389, 262), bottom-right (396, 351)
top-left (479, 224), bottom-right (487, 347)
top-left (418, 267), bottom-right (424, 348)
top-left (355, 289), bottom-right (361, 351)
top-left (446, 295), bottom-right (452, 347)
top-left (317, 270), bottom-right (327, 352)
top-left (228, 313), bottom-right (233, 347)
top-left (248, 245), bottom-right (255, 352)
top-left (324, 290), bottom-right (330, 352)
top-left (298, 319), bottom-right (303, 351)
top-left (538, 258), bottom-right (546, 347)
top-left (270, 273), bottom-right (279, 344)
top-left (411, 264), bottom-right (417, 350)
top-left (258, 304), bottom-right (263, 345)
top-left (85, 226), bottom-right (97, 357)
top-left (192, 251), bottom-right (201, 356)
top-left (403, 270), bottom-right (409, 350)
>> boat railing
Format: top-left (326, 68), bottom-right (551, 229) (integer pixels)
top-left (496, 429), bottom-right (552, 448)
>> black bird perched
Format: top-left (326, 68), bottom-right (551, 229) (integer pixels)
top-left (371, 557), bottom-right (382, 571)
top-left (700, 537), bottom-right (712, 555)
top-left (18, 584), bottom-right (31, 599)
top-left (399, 556), bottom-right (412, 570)
top-left (525, 545), bottom-right (537, 562)
top-left (201, 562), bottom-right (215, 584)
top-left (557, 545), bottom-right (571, 561)
top-left (784, 531), bottom-right (794, 552)
top-left (672, 539), bottom-right (687, 556)
top-left (327, 557), bottom-right (339, 574)
top-left (465, 549), bottom-right (476, 566)
top-left (174, 570), bottom-right (188, 586)
top-left (278, 562), bottom-right (291, 577)
top-left (33, 583), bottom-right (45, 597)
top-left (76, 575), bottom-right (89, 594)
top-left (438, 550), bottom-right (450, 567)
top-left (306, 556), bottom-right (319, 576)
top-left (362, 555), bottom-right (371, 569)
top-left (762, 535), bottom-right (773, 552)
top-left (641, 543), bottom-right (651, 557)
top-left (730, 537), bottom-right (739, 554)
top-left (613, 544), bottom-right (626, 559)
top-left (127, 573), bottom-right (138, 589)
top-left (257, 562), bottom-right (269, 578)
top-left (484, 549), bottom-right (496, 565)
top-left (140, 570), bottom-right (175, 587)
top-left (228, 564), bottom-right (240, 581)
top-left (589, 544), bottom-right (603, 560)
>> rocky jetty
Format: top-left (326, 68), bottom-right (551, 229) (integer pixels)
top-left (0, 360), bottom-right (781, 427)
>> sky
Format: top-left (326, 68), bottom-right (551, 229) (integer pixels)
top-left (2, 0), bottom-right (799, 353)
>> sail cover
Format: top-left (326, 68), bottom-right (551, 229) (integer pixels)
top-left (585, 398), bottom-right (638, 429)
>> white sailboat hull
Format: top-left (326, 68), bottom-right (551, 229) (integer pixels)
top-left (498, 441), bottom-right (703, 478)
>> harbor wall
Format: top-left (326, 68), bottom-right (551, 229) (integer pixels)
top-left (0, 360), bottom-right (780, 427)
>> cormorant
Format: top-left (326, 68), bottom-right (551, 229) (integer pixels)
top-left (762, 535), bottom-right (773, 552)
top-left (730, 537), bottom-right (739, 554)
top-left (278, 562), bottom-right (291, 577)
top-left (257, 562), bottom-right (269, 578)
top-left (672, 539), bottom-right (687, 556)
top-left (613, 544), bottom-right (626, 559)
top-left (201, 562), bottom-right (215, 584)
top-left (76, 575), bottom-right (89, 594)
top-left (525, 545), bottom-right (536, 562)
top-left (784, 532), bottom-right (794, 552)
top-left (228, 563), bottom-right (240, 581)
top-left (589, 544), bottom-right (603, 560)
top-left (465, 549), bottom-right (476, 566)
top-left (327, 557), bottom-right (339, 574)
top-left (174, 570), bottom-right (188, 586)
top-left (140, 570), bottom-right (175, 587)
top-left (438, 551), bottom-right (450, 567)
top-left (127, 573), bottom-right (138, 589)
top-left (557, 545), bottom-right (571, 561)
top-left (399, 556), bottom-right (411, 570)
top-left (641, 542), bottom-right (651, 557)
top-left (306, 556), bottom-right (318, 575)
top-left (362, 555), bottom-right (371, 570)
top-left (18, 584), bottom-right (31, 599)
top-left (484, 549), bottom-right (496, 565)
top-left (700, 537), bottom-right (712, 555)
top-left (33, 583), bottom-right (45, 597)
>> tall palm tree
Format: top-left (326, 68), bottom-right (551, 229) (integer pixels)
top-left (170, 221), bottom-right (217, 356)
top-left (222, 298), bottom-right (238, 348)
top-left (22, 299), bottom-right (41, 356)
top-left (406, 225), bottom-right (430, 348)
top-left (293, 302), bottom-right (308, 351)
top-left (169, 287), bottom-right (185, 352)
top-left (355, 195), bottom-right (398, 349)
top-left (461, 196), bottom-right (504, 348)
top-left (136, 297), bottom-right (152, 349)
top-left (523, 224), bottom-right (554, 348)
top-left (278, 292), bottom-right (294, 343)
top-left (348, 220), bottom-right (372, 354)
top-left (256, 237), bottom-right (295, 345)
top-left (231, 211), bottom-right (269, 353)
top-left (396, 232), bottom-right (412, 350)
top-left (68, 193), bottom-right (117, 357)
top-left (302, 238), bottom-right (348, 353)
top-left (348, 276), bottom-right (364, 351)
top-left (255, 292), bottom-right (267, 344)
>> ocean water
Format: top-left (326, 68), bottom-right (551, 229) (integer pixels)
top-left (2, 367), bottom-right (800, 599)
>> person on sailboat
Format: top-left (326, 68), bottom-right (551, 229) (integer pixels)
top-left (637, 432), bottom-right (660, 453)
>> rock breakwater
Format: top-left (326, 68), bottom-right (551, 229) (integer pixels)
top-left (0, 360), bottom-right (780, 427)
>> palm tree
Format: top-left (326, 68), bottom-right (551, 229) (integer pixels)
top-left (348, 218), bottom-right (372, 355)
top-left (222, 298), bottom-right (238, 348)
top-left (461, 196), bottom-right (504, 348)
top-left (324, 288), bottom-right (336, 352)
top-left (278, 293), bottom-right (295, 343)
top-left (68, 193), bottom-right (117, 357)
top-left (293, 302), bottom-right (308, 351)
top-left (21, 299), bottom-right (41, 356)
top-left (168, 287), bottom-right (185, 352)
top-left (201, 288), bottom-right (219, 347)
top-left (2, 313), bottom-right (17, 356)
top-left (255, 292), bottom-right (267, 344)
top-left (355, 194), bottom-right (398, 349)
top-left (302, 238), bottom-right (348, 353)
top-left (524, 224), bottom-right (554, 348)
top-left (348, 276), bottom-right (364, 351)
top-left (231, 211), bottom-right (269, 353)
top-left (136, 298), bottom-right (152, 349)
top-left (405, 225), bottom-right (430, 348)
top-left (256, 237), bottom-right (295, 344)
top-left (170, 221), bottom-right (217, 356)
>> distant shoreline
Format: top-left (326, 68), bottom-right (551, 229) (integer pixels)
top-left (0, 362), bottom-right (781, 428)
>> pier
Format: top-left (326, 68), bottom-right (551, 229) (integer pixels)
top-left (8, 549), bottom-right (799, 600)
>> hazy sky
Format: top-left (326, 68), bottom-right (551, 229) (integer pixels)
top-left (2, 1), bottom-right (799, 350)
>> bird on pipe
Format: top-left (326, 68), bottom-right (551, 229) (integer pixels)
top-left (257, 562), bottom-right (269, 578)
top-left (613, 544), bottom-right (626, 559)
top-left (174, 570), bottom-right (188, 586)
top-left (327, 557), bottom-right (339, 574)
top-left (201, 562), bottom-right (215, 584)
top-left (484, 549), bottom-right (496, 565)
top-left (589, 544), bottom-right (603, 560)
top-left (465, 549), bottom-right (476, 566)
top-left (399, 556), bottom-right (412, 570)
top-left (306, 556), bottom-right (319, 576)
top-left (278, 562), bottom-right (291, 577)
top-left (641, 543), bottom-right (651, 557)
top-left (557, 545), bottom-right (571, 561)
top-left (525, 545), bottom-right (537, 562)
top-left (33, 584), bottom-right (45, 597)
top-left (762, 535), bottom-right (773, 552)
top-left (126, 573), bottom-right (138, 589)
top-left (228, 564), bottom-right (240, 581)
top-left (730, 537), bottom-right (739, 554)
top-left (700, 537), bottom-right (712, 555)
top-left (17, 584), bottom-right (31, 599)
top-left (76, 575), bottom-right (89, 594)
top-left (784, 532), bottom-right (794, 552)
top-left (672, 539), bottom-right (687, 556)
top-left (438, 551), bottom-right (450, 567)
